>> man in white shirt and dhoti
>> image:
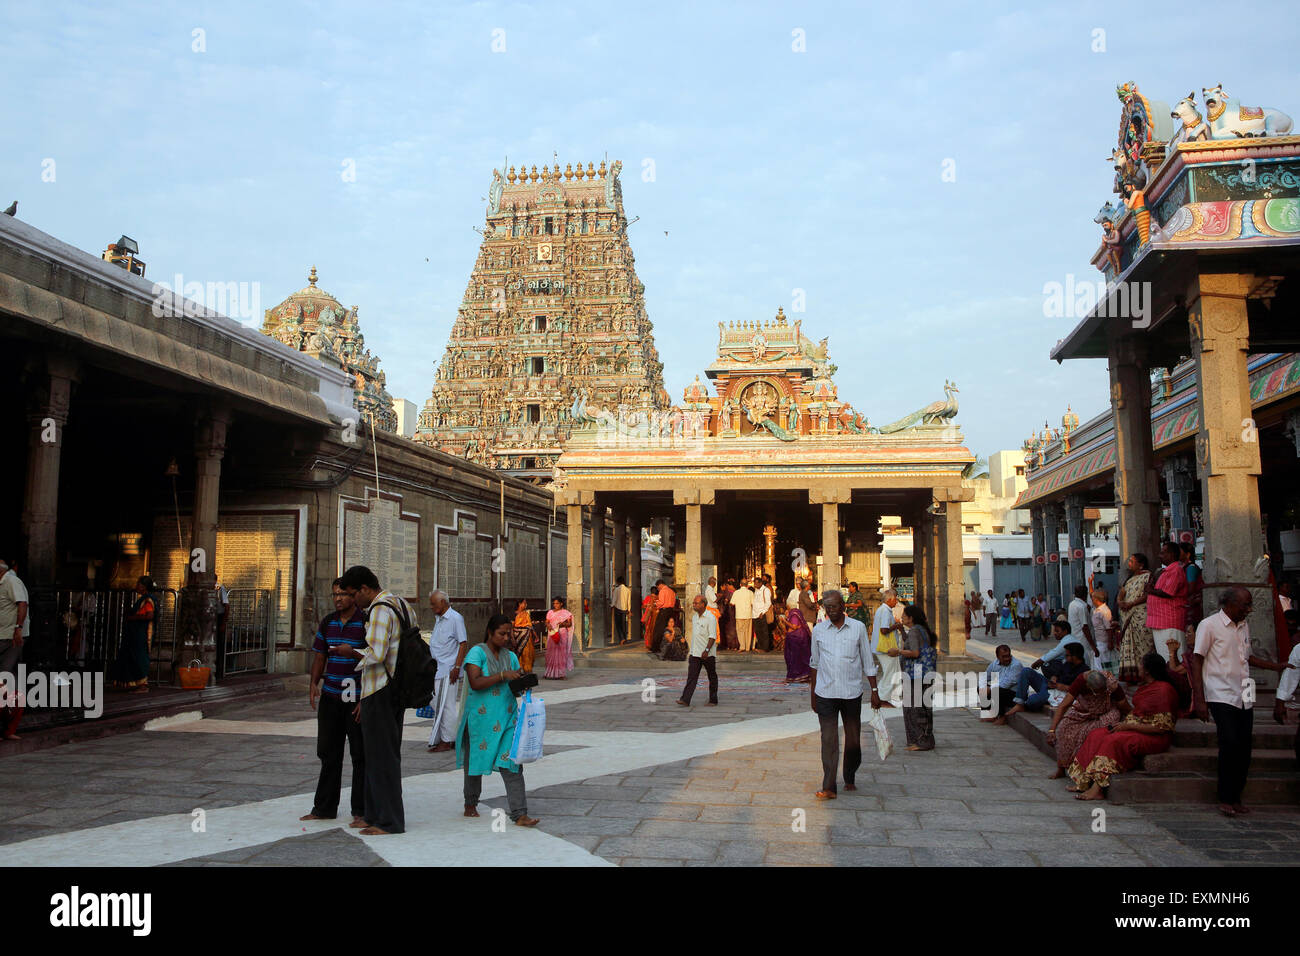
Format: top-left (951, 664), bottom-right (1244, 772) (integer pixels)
top-left (426, 590), bottom-right (469, 753)
top-left (872, 588), bottom-right (904, 707)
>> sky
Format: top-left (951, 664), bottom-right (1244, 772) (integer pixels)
top-left (3, 0), bottom-right (1297, 461)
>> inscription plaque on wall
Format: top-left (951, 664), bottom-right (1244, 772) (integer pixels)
top-left (151, 510), bottom-right (298, 646)
top-left (437, 514), bottom-right (492, 599)
top-left (342, 492), bottom-right (420, 599)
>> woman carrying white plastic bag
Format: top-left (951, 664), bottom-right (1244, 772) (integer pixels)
top-left (455, 614), bottom-right (540, 827)
top-left (508, 688), bottom-right (546, 764)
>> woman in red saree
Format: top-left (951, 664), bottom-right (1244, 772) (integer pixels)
top-left (641, 591), bottom-right (657, 649)
top-left (1069, 652), bottom-right (1179, 800)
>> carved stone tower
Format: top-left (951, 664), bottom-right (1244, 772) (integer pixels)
top-left (414, 159), bottom-right (668, 477)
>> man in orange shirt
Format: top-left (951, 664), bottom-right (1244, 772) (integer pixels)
top-left (649, 579), bottom-right (676, 654)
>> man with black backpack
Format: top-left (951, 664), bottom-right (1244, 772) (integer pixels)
top-left (337, 565), bottom-right (427, 836)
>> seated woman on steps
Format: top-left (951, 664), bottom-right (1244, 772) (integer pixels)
top-left (1045, 669), bottom-right (1129, 778)
top-left (1067, 653), bottom-right (1179, 801)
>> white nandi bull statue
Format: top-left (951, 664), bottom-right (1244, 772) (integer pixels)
top-left (1202, 84), bottom-right (1293, 138)
top-left (1170, 93), bottom-right (1210, 144)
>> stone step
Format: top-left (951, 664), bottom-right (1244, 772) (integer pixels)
top-left (1108, 771), bottom-right (1300, 805)
top-left (1005, 707), bottom-right (1300, 806)
top-left (1143, 747), bottom-right (1297, 773)
top-left (1169, 720), bottom-right (1296, 750)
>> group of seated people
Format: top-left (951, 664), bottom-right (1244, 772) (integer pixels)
top-left (983, 619), bottom-right (1196, 801)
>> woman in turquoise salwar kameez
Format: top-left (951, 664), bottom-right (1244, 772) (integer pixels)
top-left (456, 613), bottom-right (540, 827)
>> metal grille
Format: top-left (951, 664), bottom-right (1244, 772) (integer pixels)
top-left (56, 589), bottom-right (179, 685)
top-left (222, 588), bottom-right (275, 676)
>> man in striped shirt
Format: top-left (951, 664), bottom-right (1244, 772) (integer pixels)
top-left (301, 578), bottom-right (368, 826)
top-left (809, 589), bottom-right (881, 799)
top-left (336, 565), bottom-right (418, 836)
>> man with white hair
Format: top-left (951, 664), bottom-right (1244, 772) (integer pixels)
top-left (426, 589), bottom-right (468, 753)
top-left (872, 588), bottom-right (904, 706)
top-left (0, 559), bottom-right (29, 676)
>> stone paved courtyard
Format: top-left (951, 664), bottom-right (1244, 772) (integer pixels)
top-left (2, 667), bottom-right (1297, 866)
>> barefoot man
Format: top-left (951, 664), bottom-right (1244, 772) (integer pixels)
top-left (426, 590), bottom-right (468, 753)
top-left (301, 577), bottom-right (368, 827)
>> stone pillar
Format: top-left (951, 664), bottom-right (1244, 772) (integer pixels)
top-left (628, 515), bottom-right (643, 613)
top-left (21, 354), bottom-right (80, 664)
top-left (1162, 455), bottom-right (1195, 540)
top-left (673, 489), bottom-right (713, 604)
top-left (684, 505), bottom-right (703, 604)
top-left (611, 508), bottom-right (627, 644)
top-left (1065, 494), bottom-right (1087, 596)
top-left (565, 496), bottom-right (585, 634)
top-left (1042, 501), bottom-right (1063, 613)
top-left (1108, 336), bottom-right (1161, 568)
top-left (1030, 505), bottom-right (1046, 600)
top-left (821, 504), bottom-right (841, 592)
top-left (912, 510), bottom-right (935, 628)
top-left (589, 498), bottom-right (608, 650)
top-left (1188, 271), bottom-right (1273, 658)
top-left (184, 405), bottom-right (231, 678)
top-left (938, 499), bottom-right (966, 656)
top-left (928, 509), bottom-right (943, 633)
top-left (809, 488), bottom-right (850, 593)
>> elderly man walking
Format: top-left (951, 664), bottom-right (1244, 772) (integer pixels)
top-left (872, 588), bottom-right (904, 707)
top-left (1190, 587), bottom-right (1293, 817)
top-left (676, 595), bottom-right (719, 707)
top-left (809, 589), bottom-right (881, 799)
top-left (426, 590), bottom-right (468, 753)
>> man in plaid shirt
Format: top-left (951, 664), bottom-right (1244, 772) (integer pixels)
top-left (336, 565), bottom-right (417, 836)
top-left (1146, 542), bottom-right (1188, 664)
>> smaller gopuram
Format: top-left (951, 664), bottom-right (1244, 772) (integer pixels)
top-left (262, 267), bottom-right (398, 432)
top-left (556, 309), bottom-right (976, 653)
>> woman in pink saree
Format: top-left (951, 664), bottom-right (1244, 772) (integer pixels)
top-left (544, 596), bottom-right (575, 680)
top-left (783, 606), bottom-right (812, 683)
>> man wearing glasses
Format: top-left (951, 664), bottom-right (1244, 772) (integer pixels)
top-left (301, 578), bottom-right (368, 827)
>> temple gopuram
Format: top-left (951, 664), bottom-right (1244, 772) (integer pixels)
top-left (1039, 80), bottom-right (1300, 663)
top-left (262, 267), bottom-right (398, 432)
top-left (414, 159), bottom-right (668, 478)
top-left (556, 308), bottom-right (977, 656)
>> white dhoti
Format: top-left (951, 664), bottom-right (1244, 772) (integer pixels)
top-left (426, 673), bottom-right (461, 746)
top-left (875, 652), bottom-right (903, 705)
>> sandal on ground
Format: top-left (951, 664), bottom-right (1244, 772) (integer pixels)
top-left (464, 806), bottom-right (480, 818)
top-left (814, 790), bottom-right (836, 800)
top-left (514, 815), bottom-right (540, 827)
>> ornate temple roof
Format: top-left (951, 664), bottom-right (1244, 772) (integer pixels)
top-left (558, 309), bottom-right (972, 491)
top-left (261, 267), bottom-right (398, 433)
